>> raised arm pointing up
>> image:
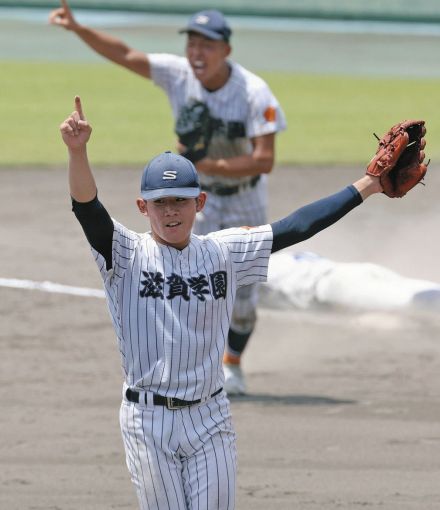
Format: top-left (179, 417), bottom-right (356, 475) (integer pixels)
top-left (60, 96), bottom-right (96, 202)
top-left (49, 0), bottom-right (151, 77)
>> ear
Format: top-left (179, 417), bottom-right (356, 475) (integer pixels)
top-left (224, 43), bottom-right (232, 58)
top-left (136, 198), bottom-right (149, 217)
top-left (195, 192), bottom-right (207, 212)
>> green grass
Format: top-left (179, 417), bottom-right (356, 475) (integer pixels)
top-left (2, 60), bottom-right (439, 166)
top-left (272, 73), bottom-right (440, 165)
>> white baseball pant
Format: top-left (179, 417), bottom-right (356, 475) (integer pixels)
top-left (120, 389), bottom-right (236, 510)
top-left (194, 178), bottom-right (267, 335)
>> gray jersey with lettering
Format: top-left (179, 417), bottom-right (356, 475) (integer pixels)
top-left (148, 54), bottom-right (287, 188)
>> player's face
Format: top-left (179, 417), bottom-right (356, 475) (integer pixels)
top-left (186, 33), bottom-right (231, 90)
top-left (137, 194), bottom-right (206, 250)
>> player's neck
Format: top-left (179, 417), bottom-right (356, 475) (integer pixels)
top-left (150, 230), bottom-right (191, 251)
top-left (202, 63), bottom-right (231, 92)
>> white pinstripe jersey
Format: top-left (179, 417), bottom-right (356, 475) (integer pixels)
top-left (148, 53), bottom-right (287, 187)
top-left (93, 221), bottom-right (273, 400)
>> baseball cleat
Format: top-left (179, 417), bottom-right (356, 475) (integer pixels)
top-left (224, 363), bottom-right (246, 395)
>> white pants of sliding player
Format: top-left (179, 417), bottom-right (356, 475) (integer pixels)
top-left (120, 390), bottom-right (236, 510)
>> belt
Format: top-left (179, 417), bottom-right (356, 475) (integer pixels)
top-left (125, 387), bottom-right (223, 410)
top-left (201, 175), bottom-right (260, 196)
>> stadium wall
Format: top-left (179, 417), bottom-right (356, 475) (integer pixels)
top-left (2, 0), bottom-right (440, 24)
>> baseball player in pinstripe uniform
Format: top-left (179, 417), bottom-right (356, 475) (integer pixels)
top-left (50, 3), bottom-right (287, 395)
top-left (60, 96), bottom-right (383, 509)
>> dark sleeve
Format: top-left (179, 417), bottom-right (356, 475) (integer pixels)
top-left (271, 185), bottom-right (363, 253)
top-left (71, 195), bottom-right (114, 270)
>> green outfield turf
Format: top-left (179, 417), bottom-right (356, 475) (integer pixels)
top-left (2, 60), bottom-right (439, 167)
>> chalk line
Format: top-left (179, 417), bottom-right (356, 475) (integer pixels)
top-left (0, 277), bottom-right (105, 298)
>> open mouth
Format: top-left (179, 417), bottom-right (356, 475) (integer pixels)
top-left (192, 61), bottom-right (205, 74)
top-left (166, 221), bottom-right (182, 228)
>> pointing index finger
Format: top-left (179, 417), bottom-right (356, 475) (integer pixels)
top-left (75, 95), bottom-right (85, 120)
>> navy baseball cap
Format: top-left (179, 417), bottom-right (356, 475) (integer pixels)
top-left (179, 10), bottom-right (232, 42)
top-left (140, 151), bottom-right (201, 201)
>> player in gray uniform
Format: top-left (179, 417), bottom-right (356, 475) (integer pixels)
top-left (60, 96), bottom-right (385, 509)
top-left (49, 2), bottom-right (287, 394)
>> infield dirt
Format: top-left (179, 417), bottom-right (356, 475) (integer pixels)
top-left (1, 164), bottom-right (439, 509)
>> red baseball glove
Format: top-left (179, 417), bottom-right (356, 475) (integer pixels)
top-left (366, 120), bottom-right (428, 198)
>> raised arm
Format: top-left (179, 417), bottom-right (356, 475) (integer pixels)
top-left (60, 96), bottom-right (114, 268)
top-left (270, 177), bottom-right (380, 253)
top-left (271, 119), bottom-right (428, 253)
top-left (49, 0), bottom-right (151, 78)
top-left (60, 96), bottom-right (96, 202)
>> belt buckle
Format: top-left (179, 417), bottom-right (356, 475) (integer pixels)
top-left (166, 397), bottom-right (186, 410)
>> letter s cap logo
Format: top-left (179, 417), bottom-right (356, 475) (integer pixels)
top-left (163, 170), bottom-right (177, 180)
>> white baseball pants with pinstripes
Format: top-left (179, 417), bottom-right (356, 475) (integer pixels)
top-left (120, 390), bottom-right (236, 510)
top-left (194, 178), bottom-right (268, 335)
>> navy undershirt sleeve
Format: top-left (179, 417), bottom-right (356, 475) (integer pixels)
top-left (271, 185), bottom-right (363, 253)
top-left (71, 195), bottom-right (114, 269)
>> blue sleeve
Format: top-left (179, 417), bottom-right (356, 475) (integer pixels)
top-left (271, 185), bottom-right (363, 253)
top-left (71, 195), bottom-right (114, 269)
